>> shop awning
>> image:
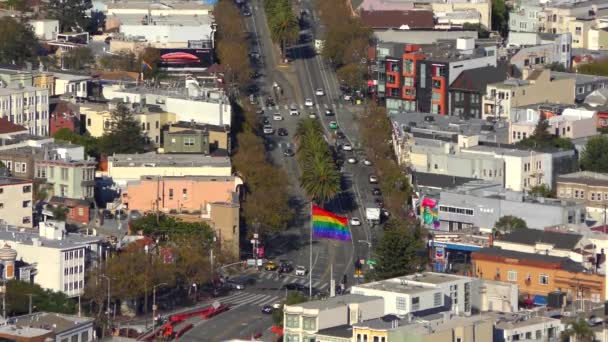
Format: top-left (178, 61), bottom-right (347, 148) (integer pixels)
top-left (533, 295), bottom-right (547, 306)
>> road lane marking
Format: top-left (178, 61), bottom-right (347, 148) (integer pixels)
top-left (318, 283), bottom-right (329, 290)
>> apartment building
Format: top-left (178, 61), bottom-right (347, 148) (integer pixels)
top-left (494, 229), bottom-right (589, 264)
top-left (488, 312), bottom-right (563, 342)
top-left (509, 106), bottom-right (597, 144)
top-left (0, 312), bottom-right (94, 342)
top-left (53, 72), bottom-right (90, 99)
top-left (163, 121), bottom-right (230, 153)
top-left (28, 19), bottom-right (59, 41)
top-left (0, 177), bottom-right (33, 228)
top-left (508, 32), bottom-right (572, 70)
top-left (556, 171), bottom-right (608, 222)
top-left (102, 84), bottom-right (231, 127)
top-left (509, 0), bottom-right (545, 33)
top-left (472, 247), bottom-right (605, 303)
top-left (283, 294), bottom-right (384, 342)
top-left (0, 85), bottom-right (50, 136)
top-left (81, 101), bottom-right (176, 147)
top-left (104, 0), bottom-right (213, 17)
top-left (384, 39), bottom-right (497, 115)
top-left (569, 13), bottom-right (608, 50)
top-left (351, 273), bottom-right (476, 316)
top-left (552, 71), bottom-right (608, 103)
top-left (431, 180), bottom-right (586, 231)
top-left (106, 153), bottom-right (232, 185)
top-left (541, 0), bottom-right (605, 35)
top-left (449, 63), bottom-right (509, 119)
top-left (36, 144), bottom-right (97, 200)
top-left (0, 222), bottom-right (103, 297)
top-left (482, 69), bottom-right (575, 121)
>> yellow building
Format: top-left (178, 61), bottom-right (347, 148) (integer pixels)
top-left (80, 101), bottom-right (175, 146)
top-left (32, 72), bottom-right (55, 96)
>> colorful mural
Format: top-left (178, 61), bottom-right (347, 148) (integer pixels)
top-left (420, 197), bottom-right (440, 229)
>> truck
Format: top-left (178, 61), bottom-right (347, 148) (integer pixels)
top-left (365, 203), bottom-right (380, 225)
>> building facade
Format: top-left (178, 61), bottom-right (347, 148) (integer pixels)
top-left (556, 171), bottom-right (608, 222)
top-left (0, 85), bottom-right (50, 136)
top-left (36, 146), bottom-right (96, 200)
top-left (0, 177), bottom-right (33, 228)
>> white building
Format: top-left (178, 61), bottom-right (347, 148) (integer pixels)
top-left (104, 0), bottom-right (213, 16)
top-left (0, 85), bottom-right (50, 136)
top-left (28, 19), bottom-right (59, 41)
top-left (350, 272), bottom-right (477, 316)
top-left (283, 294), bottom-right (384, 342)
top-left (489, 311), bottom-right (564, 341)
top-left (0, 312), bottom-right (95, 342)
top-left (53, 72), bottom-right (91, 99)
top-left (103, 84), bottom-right (231, 127)
top-left (0, 177), bottom-right (33, 228)
top-left (0, 222), bottom-right (103, 297)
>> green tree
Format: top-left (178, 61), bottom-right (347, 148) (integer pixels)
top-left (548, 62), bottom-right (567, 72)
top-left (337, 63), bottom-right (367, 92)
top-left (577, 60), bottom-right (608, 77)
top-left (561, 318), bottom-right (595, 342)
top-left (491, 0), bottom-right (509, 36)
top-left (494, 215), bottom-right (527, 234)
top-left (528, 184), bottom-right (554, 198)
top-left (99, 51), bottom-right (138, 72)
top-left (0, 17), bottom-right (39, 65)
top-left (47, 0), bottom-right (92, 32)
top-left (268, 10), bottom-right (299, 56)
top-left (272, 291), bottom-right (308, 326)
top-left (372, 219), bottom-right (424, 280)
top-left (62, 46), bottom-right (94, 71)
top-left (580, 135), bottom-right (608, 172)
top-left (7, 280), bottom-right (76, 316)
top-left (53, 128), bottom-right (100, 158)
top-left (98, 103), bottom-right (148, 154)
top-left (462, 23), bottom-right (490, 38)
top-left (51, 204), bottom-right (68, 221)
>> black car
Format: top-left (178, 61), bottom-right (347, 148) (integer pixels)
top-left (102, 210), bottom-right (114, 219)
top-left (261, 305), bottom-right (274, 314)
top-left (372, 188), bottom-right (382, 196)
top-left (115, 209), bottom-right (128, 220)
top-left (324, 109), bottom-right (334, 116)
top-left (283, 149), bottom-right (295, 157)
top-left (265, 97), bottom-right (275, 107)
top-left (261, 116), bottom-right (270, 125)
top-left (375, 198), bottom-right (384, 207)
top-left (278, 263), bottom-right (293, 273)
top-left (278, 128), bottom-right (288, 136)
top-left (282, 283), bottom-right (306, 291)
top-left (335, 131), bottom-right (345, 139)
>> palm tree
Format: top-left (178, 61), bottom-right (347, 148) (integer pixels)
top-left (300, 153), bottom-right (341, 204)
top-left (562, 318), bottom-right (595, 342)
top-left (269, 11), bottom-right (299, 56)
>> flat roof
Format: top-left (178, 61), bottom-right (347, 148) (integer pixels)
top-left (316, 324), bottom-right (353, 339)
top-left (485, 311), bottom-right (562, 330)
top-left (115, 13), bottom-right (214, 26)
top-left (106, 1), bottom-right (213, 11)
top-left (108, 85), bottom-right (228, 104)
top-left (354, 273), bottom-right (470, 295)
top-left (0, 177), bottom-right (31, 186)
top-left (109, 153), bottom-right (231, 168)
top-left (0, 85), bottom-right (45, 95)
top-left (287, 294), bottom-right (382, 311)
top-left (551, 71), bottom-right (608, 84)
top-left (557, 171), bottom-right (608, 186)
top-left (0, 227), bottom-right (102, 250)
top-left (10, 312), bottom-right (94, 334)
top-left (51, 72), bottom-right (92, 82)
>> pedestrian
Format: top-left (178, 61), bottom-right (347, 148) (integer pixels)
top-left (280, 87), bottom-right (284, 95)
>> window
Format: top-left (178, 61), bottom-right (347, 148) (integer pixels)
top-left (49, 166), bottom-right (54, 178)
top-left (592, 193), bottom-right (596, 201)
top-left (64, 268), bottom-right (68, 275)
top-left (22, 216), bottom-right (31, 224)
top-left (79, 249), bottom-right (83, 258)
top-left (403, 77), bottom-right (414, 87)
top-left (285, 314), bottom-right (299, 328)
top-left (433, 65), bottom-right (446, 77)
top-left (81, 331), bottom-right (89, 342)
top-left (411, 296), bottom-right (420, 311)
top-left (508, 270), bottom-right (517, 281)
top-left (22, 185), bottom-right (31, 193)
top-left (396, 296), bottom-right (407, 310)
top-left (536, 330), bottom-right (542, 339)
top-left (387, 75), bottom-right (396, 84)
top-left (61, 167), bottom-right (69, 181)
top-left (146, 122), bottom-right (150, 131)
top-left (155, 121), bottom-right (159, 129)
top-left (302, 317), bottom-right (316, 330)
top-left (539, 274), bottom-right (549, 285)
top-left (432, 92), bottom-right (441, 101)
top-left (403, 59), bottom-right (414, 74)
top-left (22, 200), bottom-right (30, 208)
top-left (432, 79), bottom-right (442, 89)
top-left (434, 292), bottom-right (441, 306)
top-left (184, 137), bottom-right (195, 146)
top-left (87, 118), bottom-right (91, 126)
top-left (169, 188), bottom-right (174, 200)
top-left (373, 337), bottom-right (379, 342)
top-left (285, 335), bottom-right (299, 342)
top-left (420, 64), bottom-right (426, 88)
top-left (525, 332), bottom-right (532, 339)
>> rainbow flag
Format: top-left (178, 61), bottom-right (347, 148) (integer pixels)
top-left (312, 205), bottom-right (351, 241)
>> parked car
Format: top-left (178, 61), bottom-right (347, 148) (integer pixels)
top-left (350, 217), bottom-right (361, 226)
top-left (263, 125), bottom-right (274, 134)
top-left (278, 128), bottom-right (288, 136)
top-left (342, 143), bottom-right (353, 151)
top-left (363, 159), bottom-right (373, 166)
top-left (369, 174), bottom-right (378, 183)
top-left (295, 266), bottom-right (307, 276)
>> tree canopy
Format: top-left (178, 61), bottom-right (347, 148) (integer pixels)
top-left (264, 0), bottom-right (299, 56)
top-left (515, 115), bottom-right (574, 150)
top-left (577, 60), bottom-right (608, 77)
top-left (491, 0), bottom-right (509, 37)
top-left (494, 215), bottom-right (527, 234)
top-left (7, 280), bottom-right (76, 316)
top-left (580, 135), bottom-right (608, 173)
top-left (47, 0), bottom-right (92, 32)
top-left (213, 0), bottom-right (251, 88)
top-left (0, 17), bottom-right (39, 66)
top-left (371, 219), bottom-right (424, 280)
top-left (98, 103), bottom-right (148, 154)
top-left (528, 184), bottom-right (554, 198)
top-left (62, 47), bottom-right (94, 71)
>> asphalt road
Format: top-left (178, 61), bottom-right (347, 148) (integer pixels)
top-left (180, 1), bottom-right (383, 339)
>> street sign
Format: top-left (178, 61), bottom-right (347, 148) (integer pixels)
top-left (366, 260), bottom-right (377, 265)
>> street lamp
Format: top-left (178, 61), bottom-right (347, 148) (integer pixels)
top-left (152, 282), bottom-right (168, 335)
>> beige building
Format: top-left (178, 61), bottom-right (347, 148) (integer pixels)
top-left (509, 107), bottom-right (597, 144)
top-left (556, 171), bottom-right (608, 221)
top-left (483, 68), bottom-right (575, 121)
top-left (540, 0), bottom-right (601, 35)
top-left (106, 153), bottom-right (232, 185)
top-left (0, 85), bottom-right (50, 136)
top-left (81, 101), bottom-right (176, 146)
top-left (569, 16), bottom-right (608, 50)
top-left (0, 177), bottom-right (33, 228)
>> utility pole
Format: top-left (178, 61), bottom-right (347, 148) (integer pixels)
top-left (26, 294), bottom-right (35, 314)
top-left (101, 275), bottom-right (111, 334)
top-left (152, 283), bottom-right (167, 336)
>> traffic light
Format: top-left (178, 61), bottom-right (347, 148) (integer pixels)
top-left (355, 259), bottom-right (362, 270)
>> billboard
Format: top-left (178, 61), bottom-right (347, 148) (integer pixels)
top-left (158, 48), bottom-right (214, 70)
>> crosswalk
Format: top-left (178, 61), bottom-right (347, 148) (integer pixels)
top-left (219, 291), bottom-right (282, 307)
top-left (259, 101), bottom-right (344, 112)
top-left (257, 272), bottom-right (329, 290)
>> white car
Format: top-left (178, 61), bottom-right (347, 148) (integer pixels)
top-left (369, 175), bottom-right (378, 183)
top-left (363, 159), bottom-right (373, 166)
top-left (344, 94), bottom-right (352, 101)
top-left (263, 125), bottom-right (274, 134)
top-left (350, 217), bottom-right (361, 226)
top-left (273, 114), bottom-right (284, 121)
top-left (308, 112), bottom-right (317, 119)
top-left (305, 98), bottom-right (314, 107)
top-left (290, 109), bottom-right (300, 116)
top-left (295, 266), bottom-right (307, 276)
top-left (315, 88), bottom-right (325, 96)
top-left (342, 144), bottom-right (353, 151)
top-left (272, 302), bottom-right (282, 310)
top-left (347, 157), bottom-right (357, 164)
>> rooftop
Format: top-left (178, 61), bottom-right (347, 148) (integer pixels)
top-left (0, 226), bottom-right (101, 250)
top-left (557, 171), bottom-right (608, 187)
top-left (551, 71), bottom-right (608, 84)
top-left (169, 121), bottom-right (229, 133)
top-left (450, 62), bottom-right (510, 92)
top-left (109, 152), bottom-right (231, 168)
top-left (0, 177), bottom-right (31, 186)
top-left (114, 13), bottom-right (214, 27)
top-left (315, 324), bottom-right (353, 338)
top-left (472, 247), bottom-right (587, 272)
top-left (105, 1), bottom-right (213, 11)
top-left (354, 272), bottom-right (471, 295)
top-left (8, 312), bottom-right (94, 334)
top-left (497, 229), bottom-right (583, 250)
top-left (0, 85), bottom-right (46, 95)
top-left (413, 39), bottom-right (497, 63)
top-left (287, 294), bottom-right (382, 311)
top-left (485, 311), bottom-right (562, 330)
top-left (0, 117), bottom-right (27, 135)
top-left (356, 0), bottom-right (489, 11)
top-left (51, 72), bottom-right (92, 82)
top-left (107, 85), bottom-right (228, 104)
top-left (412, 171), bottom-right (476, 190)
top-left (359, 9), bottom-right (435, 29)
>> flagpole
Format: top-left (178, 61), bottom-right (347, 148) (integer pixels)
top-left (309, 202), bottom-right (313, 299)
